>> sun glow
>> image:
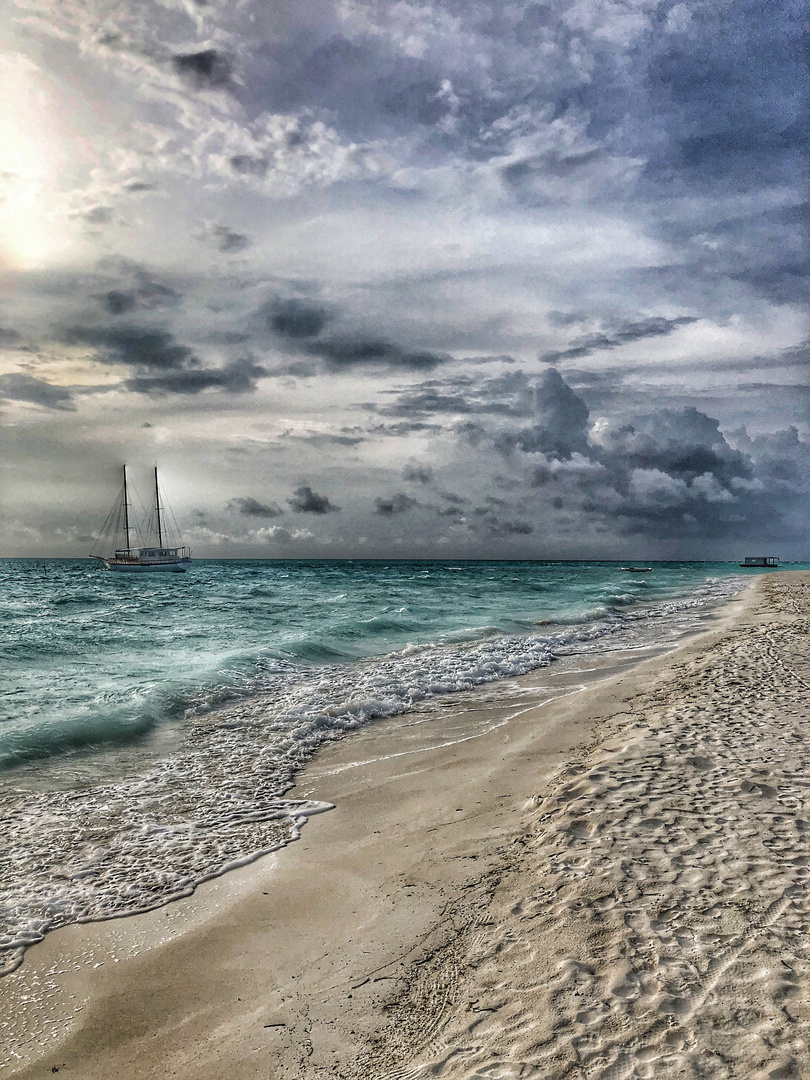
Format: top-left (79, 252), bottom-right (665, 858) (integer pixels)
top-left (0, 54), bottom-right (73, 269)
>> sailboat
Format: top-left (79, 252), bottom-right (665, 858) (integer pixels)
top-left (91, 466), bottom-right (192, 573)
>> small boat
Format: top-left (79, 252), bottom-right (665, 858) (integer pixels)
top-left (739, 556), bottom-right (780, 568)
top-left (620, 567), bottom-right (652, 573)
top-left (91, 466), bottom-right (192, 573)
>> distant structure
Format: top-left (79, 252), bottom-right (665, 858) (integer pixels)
top-left (739, 556), bottom-right (780, 568)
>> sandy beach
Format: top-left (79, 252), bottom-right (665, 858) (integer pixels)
top-left (3, 571), bottom-right (810, 1079)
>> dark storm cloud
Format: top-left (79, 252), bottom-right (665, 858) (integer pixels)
top-left (429, 491), bottom-right (469, 517)
top-left (130, 279), bottom-right (182, 307)
top-left (306, 338), bottom-right (448, 371)
top-left (402, 464), bottom-right (433, 484)
top-left (95, 276), bottom-right (182, 316)
top-left (520, 147), bottom-right (606, 180)
top-left (270, 35), bottom-right (454, 139)
top-left (646, 201), bottom-right (810, 310)
top-left (0, 327), bottom-right (21, 346)
top-left (374, 493), bottom-right (418, 516)
top-left (210, 226), bottom-right (251, 253)
top-left (368, 347), bottom-right (806, 491)
top-left (482, 518), bottom-right (533, 537)
top-left (366, 420), bottom-right (444, 437)
top-left (732, 425), bottom-right (810, 495)
top-left (383, 388), bottom-right (472, 416)
top-left (540, 317), bottom-right (698, 364)
top-left (268, 298), bottom-right (330, 339)
top-left (287, 484), bottom-right (340, 514)
top-left (728, 260), bottom-right (810, 307)
top-left (225, 0), bottom-right (803, 215)
top-left (63, 326), bottom-right (196, 369)
top-left (0, 373), bottom-right (75, 410)
top-left (64, 299), bottom-right (267, 398)
top-left (172, 49), bottom-right (233, 90)
top-left (378, 371), bottom-right (536, 421)
top-left (125, 358), bottom-right (267, 396)
top-left (367, 364), bottom-right (806, 545)
top-left (228, 497), bottom-right (284, 518)
top-left (476, 370), bottom-right (809, 543)
top-left (641, 0), bottom-right (806, 193)
top-left (455, 420), bottom-right (488, 447)
top-left (250, 8), bottom-right (605, 159)
top-left (601, 409), bottom-right (752, 487)
top-left (736, 341), bottom-right (810, 374)
top-left (263, 297), bottom-right (448, 371)
top-left (464, 499), bottom-right (533, 537)
top-left (497, 368), bottom-right (590, 459)
top-left (100, 291), bottom-right (137, 315)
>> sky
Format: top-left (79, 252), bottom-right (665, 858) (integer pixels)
top-left (1, 0), bottom-right (807, 560)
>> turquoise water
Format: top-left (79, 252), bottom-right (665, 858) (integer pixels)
top-left (0, 558), bottom-right (766, 777)
top-left (0, 558), bottom-right (796, 973)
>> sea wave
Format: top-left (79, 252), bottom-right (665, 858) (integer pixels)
top-left (0, 572), bottom-right (746, 975)
top-left (0, 710), bottom-right (161, 769)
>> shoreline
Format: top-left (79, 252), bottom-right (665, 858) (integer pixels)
top-left (4, 573), bottom-right (809, 1077)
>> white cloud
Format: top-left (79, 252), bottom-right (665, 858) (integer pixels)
top-left (689, 472), bottom-right (735, 503)
top-left (253, 525), bottom-right (315, 545)
top-left (629, 468), bottom-right (689, 505)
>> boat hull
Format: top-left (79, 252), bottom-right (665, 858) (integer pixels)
top-left (101, 559), bottom-right (191, 573)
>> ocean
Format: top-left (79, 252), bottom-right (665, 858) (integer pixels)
top-left (0, 558), bottom-right (796, 974)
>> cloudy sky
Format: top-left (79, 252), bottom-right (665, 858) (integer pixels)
top-left (1, 0), bottom-right (807, 559)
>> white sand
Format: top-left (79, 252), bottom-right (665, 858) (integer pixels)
top-left (3, 572), bottom-right (810, 1079)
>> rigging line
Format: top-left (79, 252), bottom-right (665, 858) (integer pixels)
top-left (125, 477), bottom-right (149, 547)
top-left (123, 466), bottom-right (131, 551)
top-left (151, 474), bottom-right (183, 548)
top-left (154, 467), bottom-right (163, 547)
top-left (166, 501), bottom-right (184, 548)
top-left (135, 476), bottom-right (150, 545)
top-left (90, 485), bottom-right (122, 555)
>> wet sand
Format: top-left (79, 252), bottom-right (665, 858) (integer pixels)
top-left (3, 572), bottom-right (810, 1079)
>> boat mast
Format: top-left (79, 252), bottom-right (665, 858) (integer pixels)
top-left (154, 466), bottom-right (163, 546)
top-left (123, 465), bottom-right (132, 552)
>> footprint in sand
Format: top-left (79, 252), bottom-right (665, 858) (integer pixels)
top-left (685, 755), bottom-right (714, 771)
top-left (740, 779), bottom-right (778, 797)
